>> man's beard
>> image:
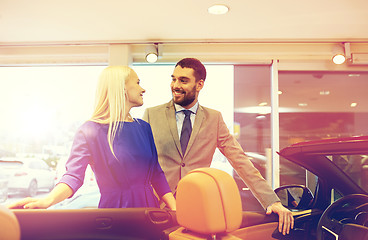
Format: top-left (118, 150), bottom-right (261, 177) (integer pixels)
top-left (175, 94), bottom-right (195, 107)
top-left (173, 87), bottom-right (196, 107)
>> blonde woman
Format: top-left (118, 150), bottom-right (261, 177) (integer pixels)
top-left (8, 66), bottom-right (176, 210)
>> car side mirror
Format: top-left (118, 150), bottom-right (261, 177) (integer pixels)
top-left (274, 185), bottom-right (314, 210)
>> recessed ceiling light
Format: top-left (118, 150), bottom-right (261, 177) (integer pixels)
top-left (319, 90), bottom-right (330, 95)
top-left (351, 103), bottom-right (357, 107)
top-left (208, 4), bottom-right (229, 15)
top-left (258, 102), bottom-right (268, 106)
top-left (256, 115), bottom-right (266, 119)
top-left (298, 103), bottom-right (308, 107)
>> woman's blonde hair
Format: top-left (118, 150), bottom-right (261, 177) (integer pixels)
top-left (90, 65), bottom-right (133, 157)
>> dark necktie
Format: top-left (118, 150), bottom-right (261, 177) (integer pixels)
top-left (180, 110), bottom-right (192, 155)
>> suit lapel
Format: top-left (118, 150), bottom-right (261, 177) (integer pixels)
top-left (165, 101), bottom-right (182, 156)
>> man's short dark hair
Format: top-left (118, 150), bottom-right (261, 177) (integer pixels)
top-left (175, 58), bottom-right (207, 82)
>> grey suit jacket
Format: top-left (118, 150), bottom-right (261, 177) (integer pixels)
top-left (143, 100), bottom-right (279, 209)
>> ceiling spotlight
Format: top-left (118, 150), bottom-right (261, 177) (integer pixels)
top-left (145, 44), bottom-right (159, 63)
top-left (332, 44), bottom-right (346, 65)
top-left (208, 4), bottom-right (229, 15)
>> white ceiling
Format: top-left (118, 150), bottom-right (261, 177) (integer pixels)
top-left (1, 0), bottom-right (368, 44)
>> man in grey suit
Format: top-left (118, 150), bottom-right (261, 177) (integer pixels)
top-left (143, 58), bottom-right (293, 235)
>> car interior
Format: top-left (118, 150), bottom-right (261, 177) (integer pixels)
top-left (0, 166), bottom-right (327, 240)
top-left (1, 167), bottom-right (283, 240)
top-left (0, 205), bottom-right (20, 240)
top-left (277, 137), bottom-right (368, 240)
top-left (1, 137), bottom-right (368, 240)
top-left (12, 208), bottom-right (176, 240)
top-left (165, 167), bottom-right (279, 240)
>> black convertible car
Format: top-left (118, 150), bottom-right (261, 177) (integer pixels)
top-left (0, 136), bottom-right (367, 240)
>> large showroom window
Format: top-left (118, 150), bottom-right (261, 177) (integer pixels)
top-left (234, 67), bottom-right (368, 210)
top-left (0, 65), bottom-right (233, 159)
top-left (0, 64), bottom-right (233, 204)
top-left (2, 64), bottom-right (367, 209)
top-left (0, 66), bottom-right (105, 157)
top-left (233, 65), bottom-right (273, 211)
top-left (278, 71), bottom-right (368, 187)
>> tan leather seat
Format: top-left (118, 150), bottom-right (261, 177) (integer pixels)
top-left (169, 168), bottom-right (278, 240)
top-left (0, 205), bottom-right (20, 240)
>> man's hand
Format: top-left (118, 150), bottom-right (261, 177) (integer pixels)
top-left (266, 201), bottom-right (294, 235)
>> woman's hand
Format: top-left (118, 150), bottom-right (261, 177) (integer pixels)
top-left (7, 197), bottom-right (53, 209)
top-left (162, 192), bottom-right (176, 211)
top-left (8, 183), bottom-right (73, 210)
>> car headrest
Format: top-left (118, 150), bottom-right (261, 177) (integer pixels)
top-left (0, 205), bottom-right (21, 240)
top-left (176, 168), bottom-right (242, 235)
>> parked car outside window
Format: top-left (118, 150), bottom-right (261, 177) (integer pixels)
top-left (0, 158), bottom-right (56, 197)
top-left (0, 168), bottom-right (9, 202)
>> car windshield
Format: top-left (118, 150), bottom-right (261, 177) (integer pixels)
top-left (327, 154), bottom-right (368, 192)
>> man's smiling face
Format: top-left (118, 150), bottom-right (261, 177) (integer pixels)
top-left (170, 66), bottom-right (204, 109)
